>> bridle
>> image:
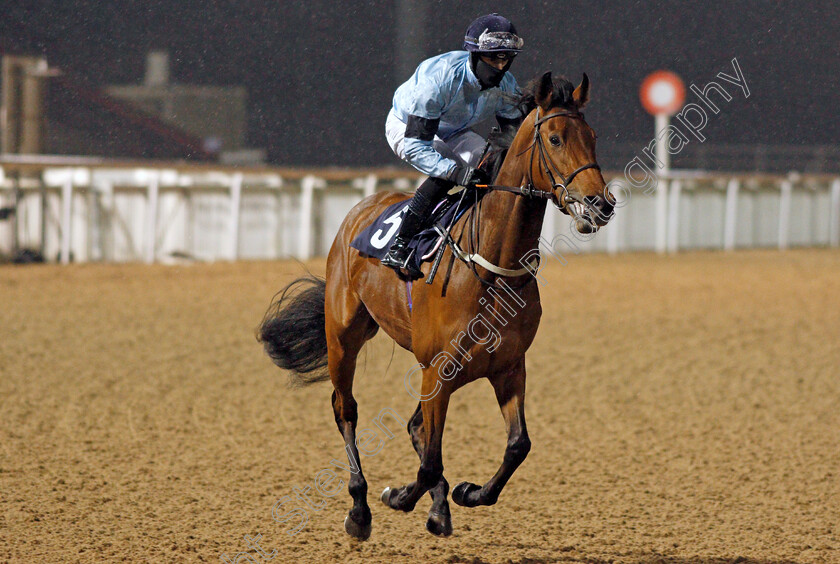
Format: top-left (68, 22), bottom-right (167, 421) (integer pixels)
top-left (527, 107), bottom-right (601, 211)
top-left (437, 107), bottom-right (604, 288)
top-left (477, 106), bottom-right (601, 213)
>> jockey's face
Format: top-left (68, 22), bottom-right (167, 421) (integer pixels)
top-left (480, 54), bottom-right (513, 71)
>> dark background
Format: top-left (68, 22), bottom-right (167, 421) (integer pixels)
top-left (1, 1), bottom-right (836, 169)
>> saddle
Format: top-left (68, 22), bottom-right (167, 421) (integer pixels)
top-left (349, 187), bottom-right (487, 272)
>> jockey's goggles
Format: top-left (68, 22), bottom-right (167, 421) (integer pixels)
top-left (467, 30), bottom-right (525, 52)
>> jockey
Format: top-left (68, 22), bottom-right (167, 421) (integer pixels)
top-left (381, 13), bottom-right (525, 279)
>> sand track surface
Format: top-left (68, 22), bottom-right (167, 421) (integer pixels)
top-left (1, 250), bottom-right (839, 563)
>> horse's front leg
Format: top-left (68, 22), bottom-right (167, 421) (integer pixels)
top-left (452, 358), bottom-right (531, 507)
top-left (382, 372), bottom-right (450, 513)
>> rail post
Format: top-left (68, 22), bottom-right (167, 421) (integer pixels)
top-left (362, 174), bottom-right (377, 199)
top-left (299, 175), bottom-right (325, 260)
top-left (60, 176), bottom-right (73, 264)
top-left (655, 176), bottom-right (668, 254)
top-left (723, 178), bottom-right (739, 251)
top-left (666, 179), bottom-right (681, 253)
top-left (145, 172), bottom-right (159, 264)
top-left (228, 172), bottom-right (243, 261)
top-left (778, 179), bottom-right (792, 250)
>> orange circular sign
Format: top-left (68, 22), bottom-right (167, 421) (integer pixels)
top-left (640, 71), bottom-right (686, 116)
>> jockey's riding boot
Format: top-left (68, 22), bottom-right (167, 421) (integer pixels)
top-left (381, 207), bottom-right (425, 279)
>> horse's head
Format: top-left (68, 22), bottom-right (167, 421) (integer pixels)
top-left (515, 71), bottom-right (614, 233)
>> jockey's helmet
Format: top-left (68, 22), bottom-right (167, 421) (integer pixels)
top-left (463, 13), bottom-right (524, 54)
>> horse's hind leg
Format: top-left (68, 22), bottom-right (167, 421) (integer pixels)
top-left (452, 358), bottom-right (531, 508)
top-left (327, 292), bottom-right (379, 540)
top-left (403, 403), bottom-right (453, 536)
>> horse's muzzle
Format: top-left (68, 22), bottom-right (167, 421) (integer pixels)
top-left (564, 193), bottom-right (614, 232)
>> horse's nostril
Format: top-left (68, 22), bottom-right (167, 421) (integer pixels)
top-left (581, 195), bottom-right (614, 226)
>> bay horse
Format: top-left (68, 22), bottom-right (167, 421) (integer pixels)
top-left (259, 72), bottom-right (614, 539)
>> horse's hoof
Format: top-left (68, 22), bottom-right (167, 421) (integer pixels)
top-left (344, 515), bottom-right (371, 540)
top-left (380, 486), bottom-right (416, 512)
top-left (426, 511), bottom-right (453, 537)
top-left (380, 487), bottom-right (392, 506)
top-left (452, 481), bottom-right (482, 507)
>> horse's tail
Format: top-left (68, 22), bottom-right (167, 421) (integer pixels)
top-left (257, 275), bottom-right (329, 386)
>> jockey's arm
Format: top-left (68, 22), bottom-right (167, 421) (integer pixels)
top-left (399, 71), bottom-right (464, 181)
top-left (402, 115), bottom-right (459, 180)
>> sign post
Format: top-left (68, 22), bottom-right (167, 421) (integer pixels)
top-left (640, 71), bottom-right (685, 253)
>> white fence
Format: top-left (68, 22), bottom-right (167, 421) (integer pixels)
top-left (1, 155), bottom-right (839, 263)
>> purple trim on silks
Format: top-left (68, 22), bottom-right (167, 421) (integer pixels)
top-left (431, 199), bottom-right (447, 214)
top-left (406, 280), bottom-right (413, 312)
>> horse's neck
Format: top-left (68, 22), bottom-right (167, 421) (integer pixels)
top-left (474, 163), bottom-right (547, 269)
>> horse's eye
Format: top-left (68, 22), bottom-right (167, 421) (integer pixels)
top-left (549, 135), bottom-right (562, 146)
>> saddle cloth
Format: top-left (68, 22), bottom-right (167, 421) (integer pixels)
top-left (349, 188), bottom-right (487, 271)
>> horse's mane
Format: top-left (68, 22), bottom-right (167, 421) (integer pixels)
top-left (484, 74), bottom-right (578, 181)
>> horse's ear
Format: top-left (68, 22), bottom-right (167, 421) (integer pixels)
top-left (535, 71), bottom-right (554, 111)
top-left (573, 73), bottom-right (590, 110)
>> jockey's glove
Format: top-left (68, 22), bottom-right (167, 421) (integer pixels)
top-left (450, 164), bottom-right (490, 187)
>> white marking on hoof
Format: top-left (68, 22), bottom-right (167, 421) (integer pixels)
top-left (380, 487), bottom-right (391, 505)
